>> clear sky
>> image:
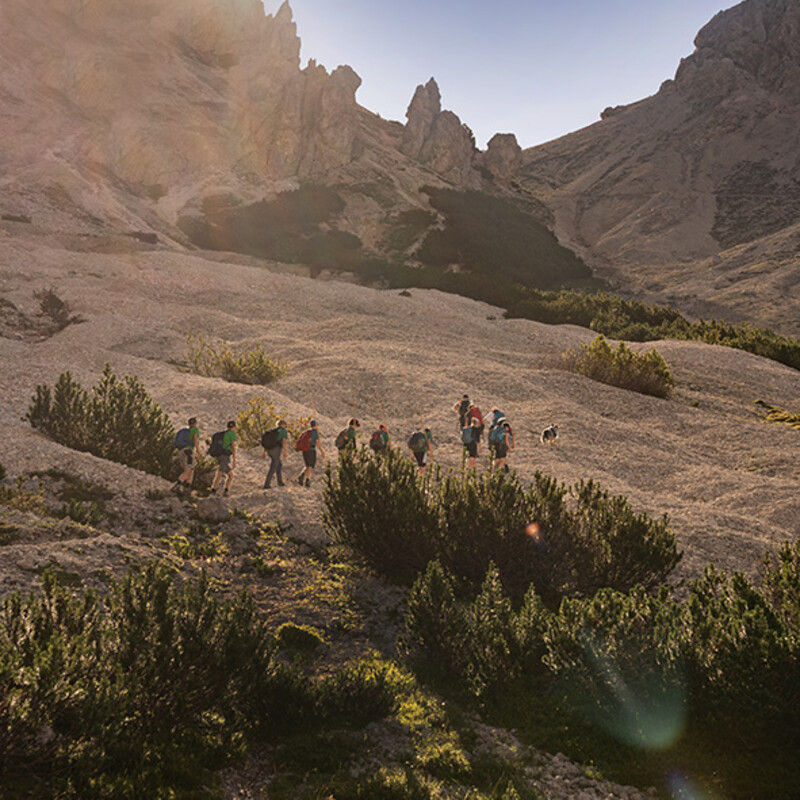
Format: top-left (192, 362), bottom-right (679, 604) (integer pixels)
top-left (261, 0), bottom-right (732, 149)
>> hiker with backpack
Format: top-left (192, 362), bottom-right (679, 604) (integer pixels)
top-left (209, 420), bottom-right (237, 496)
top-left (369, 424), bottom-right (390, 455)
top-left (461, 417), bottom-right (482, 470)
top-left (484, 407), bottom-right (505, 430)
top-left (173, 417), bottom-right (201, 494)
top-left (335, 418), bottom-right (360, 452)
top-left (467, 403), bottom-right (484, 440)
top-left (295, 419), bottom-right (325, 488)
top-left (408, 427), bottom-right (434, 475)
top-left (452, 394), bottom-right (471, 431)
top-left (490, 420), bottom-right (515, 473)
top-left (261, 419), bottom-right (289, 489)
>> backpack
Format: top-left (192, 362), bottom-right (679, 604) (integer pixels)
top-left (335, 429), bottom-right (349, 450)
top-left (461, 426), bottom-right (475, 445)
top-left (209, 430), bottom-right (228, 457)
top-left (408, 431), bottom-right (427, 453)
top-left (489, 425), bottom-right (506, 445)
top-left (468, 406), bottom-right (483, 423)
top-left (369, 430), bottom-right (385, 452)
top-left (261, 427), bottom-right (281, 450)
top-left (173, 427), bottom-right (192, 450)
top-left (295, 429), bottom-right (314, 452)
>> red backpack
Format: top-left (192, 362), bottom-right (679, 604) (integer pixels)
top-left (295, 429), bottom-right (314, 452)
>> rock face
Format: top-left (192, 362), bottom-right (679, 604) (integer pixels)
top-left (480, 133), bottom-right (523, 182)
top-left (513, 0), bottom-right (800, 333)
top-left (401, 78), bottom-right (480, 185)
top-left (1, 0), bottom-right (799, 332)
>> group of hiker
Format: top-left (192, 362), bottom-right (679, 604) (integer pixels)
top-left (171, 394), bottom-right (515, 496)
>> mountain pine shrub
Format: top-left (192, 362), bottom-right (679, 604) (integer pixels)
top-left (0, 564), bottom-right (401, 798)
top-left (402, 545), bottom-right (800, 797)
top-left (187, 333), bottom-right (287, 385)
top-left (563, 335), bottom-right (675, 398)
top-left (323, 448), bottom-right (680, 603)
top-left (235, 396), bottom-right (310, 449)
top-left (27, 364), bottom-right (174, 477)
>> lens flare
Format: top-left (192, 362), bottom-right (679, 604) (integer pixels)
top-left (667, 772), bottom-right (715, 799)
top-left (525, 522), bottom-right (541, 540)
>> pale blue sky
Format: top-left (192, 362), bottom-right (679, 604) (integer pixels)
top-left (262, 0), bottom-right (731, 148)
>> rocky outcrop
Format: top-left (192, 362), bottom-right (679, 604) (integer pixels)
top-left (401, 78), bottom-right (479, 185)
top-left (480, 133), bottom-right (523, 182)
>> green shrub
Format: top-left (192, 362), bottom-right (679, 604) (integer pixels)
top-left (506, 288), bottom-right (800, 372)
top-left (26, 365), bottom-right (175, 478)
top-left (324, 449), bottom-right (680, 604)
top-left (275, 622), bottom-right (327, 653)
top-left (0, 564), bottom-right (400, 798)
top-left (187, 333), bottom-right (287, 385)
top-left (0, 462), bottom-right (5, 481)
top-left (61, 498), bottom-right (104, 526)
top-left (418, 188), bottom-right (590, 289)
top-left (403, 547), bottom-right (800, 798)
top-left (235, 396), bottom-right (310, 449)
top-left (563, 335), bottom-right (675, 398)
top-left (0, 478), bottom-right (50, 515)
top-left (755, 399), bottom-right (800, 429)
top-left (34, 287), bottom-right (81, 330)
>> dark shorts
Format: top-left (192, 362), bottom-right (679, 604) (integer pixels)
top-left (303, 450), bottom-right (317, 468)
top-left (464, 442), bottom-right (478, 458)
top-left (217, 452), bottom-right (233, 474)
top-left (493, 443), bottom-right (508, 459)
top-left (413, 450), bottom-right (426, 467)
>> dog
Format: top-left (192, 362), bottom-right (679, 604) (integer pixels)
top-left (540, 424), bottom-right (559, 445)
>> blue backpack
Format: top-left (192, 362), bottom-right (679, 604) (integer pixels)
top-left (489, 425), bottom-right (506, 445)
top-left (461, 427), bottom-right (475, 445)
top-left (174, 428), bottom-right (192, 450)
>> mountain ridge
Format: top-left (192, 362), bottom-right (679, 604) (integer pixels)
top-left (1, 0), bottom-right (799, 332)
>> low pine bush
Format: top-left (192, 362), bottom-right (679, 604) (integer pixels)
top-left (323, 448), bottom-right (680, 603)
top-left (187, 333), bottom-right (287, 385)
top-left (0, 565), bottom-right (400, 799)
top-left (755, 399), bottom-right (800, 429)
top-left (563, 335), bottom-right (675, 398)
top-left (235, 396), bottom-right (310, 449)
top-left (402, 543), bottom-right (800, 798)
top-left (26, 365), bottom-right (174, 477)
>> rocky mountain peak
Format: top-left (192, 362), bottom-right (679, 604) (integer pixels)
top-left (400, 77), bottom-right (478, 185)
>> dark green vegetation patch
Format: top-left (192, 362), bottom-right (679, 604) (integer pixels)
top-left (417, 187), bottom-right (590, 288)
top-left (26, 364), bottom-right (175, 478)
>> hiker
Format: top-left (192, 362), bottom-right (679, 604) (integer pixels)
top-left (368, 424), bottom-right (390, 454)
top-left (461, 417), bottom-right (481, 470)
top-left (484, 407), bottom-right (505, 430)
top-left (261, 419), bottom-right (289, 489)
top-left (467, 402), bottom-right (484, 439)
top-left (336, 418), bottom-right (360, 452)
top-left (173, 417), bottom-right (201, 494)
top-left (296, 419), bottom-right (325, 488)
top-left (408, 427), bottom-right (434, 475)
top-left (210, 420), bottom-right (237, 496)
top-left (490, 420), bottom-right (515, 473)
top-left (452, 394), bottom-right (471, 430)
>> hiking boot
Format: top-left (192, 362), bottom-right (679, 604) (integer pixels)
top-left (297, 473), bottom-right (305, 486)
top-left (264, 484), bottom-right (271, 490)
top-left (171, 481), bottom-right (182, 494)
top-left (223, 488), bottom-right (229, 497)
top-left (210, 488), bottom-right (217, 495)
top-left (304, 480), bottom-right (311, 488)
top-left (277, 481), bottom-right (285, 487)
